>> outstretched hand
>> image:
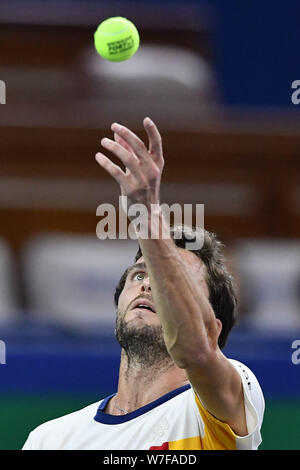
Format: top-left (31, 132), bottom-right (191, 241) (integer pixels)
top-left (95, 117), bottom-right (164, 210)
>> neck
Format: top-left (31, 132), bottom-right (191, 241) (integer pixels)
top-left (107, 349), bottom-right (189, 415)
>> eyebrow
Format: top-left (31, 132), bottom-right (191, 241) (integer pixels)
top-left (128, 262), bottom-right (147, 274)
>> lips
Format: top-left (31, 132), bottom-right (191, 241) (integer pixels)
top-left (131, 298), bottom-right (156, 314)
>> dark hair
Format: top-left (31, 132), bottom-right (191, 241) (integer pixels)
top-left (114, 225), bottom-right (238, 349)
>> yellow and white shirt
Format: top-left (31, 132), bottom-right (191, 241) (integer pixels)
top-left (22, 359), bottom-right (264, 450)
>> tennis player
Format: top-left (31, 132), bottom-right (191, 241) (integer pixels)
top-left (23, 117), bottom-right (264, 450)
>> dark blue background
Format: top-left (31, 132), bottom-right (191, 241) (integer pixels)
top-left (1, 323), bottom-right (299, 399)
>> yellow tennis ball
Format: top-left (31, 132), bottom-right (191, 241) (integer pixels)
top-left (94, 17), bottom-right (140, 62)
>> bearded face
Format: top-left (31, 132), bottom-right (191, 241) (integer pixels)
top-left (115, 257), bottom-right (171, 368)
top-left (115, 316), bottom-right (171, 368)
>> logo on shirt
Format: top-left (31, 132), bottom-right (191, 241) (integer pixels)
top-left (147, 417), bottom-right (169, 443)
top-left (237, 364), bottom-right (251, 391)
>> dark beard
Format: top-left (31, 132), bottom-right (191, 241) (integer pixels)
top-left (115, 314), bottom-right (172, 369)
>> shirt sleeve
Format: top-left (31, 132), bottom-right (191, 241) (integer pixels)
top-left (22, 432), bottom-right (36, 450)
top-left (193, 359), bottom-right (265, 450)
top-left (229, 359), bottom-right (265, 449)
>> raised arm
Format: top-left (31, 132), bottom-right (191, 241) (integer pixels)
top-left (96, 117), bottom-right (247, 436)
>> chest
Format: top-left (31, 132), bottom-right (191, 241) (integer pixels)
top-left (67, 399), bottom-right (202, 450)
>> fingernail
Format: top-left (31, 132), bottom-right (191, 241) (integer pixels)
top-left (96, 153), bottom-right (105, 162)
top-left (145, 117), bottom-right (153, 125)
top-left (111, 122), bottom-right (121, 131)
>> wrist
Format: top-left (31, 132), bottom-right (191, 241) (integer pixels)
top-left (130, 204), bottom-right (172, 242)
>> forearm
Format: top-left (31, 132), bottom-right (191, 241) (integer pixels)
top-left (138, 209), bottom-right (219, 368)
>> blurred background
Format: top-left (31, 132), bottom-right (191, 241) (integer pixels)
top-left (0, 0), bottom-right (300, 450)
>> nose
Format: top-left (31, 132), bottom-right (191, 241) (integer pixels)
top-left (140, 278), bottom-right (151, 293)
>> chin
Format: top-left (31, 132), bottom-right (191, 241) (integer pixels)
top-left (125, 310), bottom-right (157, 323)
top-left (126, 316), bottom-right (157, 328)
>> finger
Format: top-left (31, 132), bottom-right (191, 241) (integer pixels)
top-left (114, 133), bottom-right (136, 176)
top-left (143, 117), bottom-right (164, 167)
top-left (101, 138), bottom-right (141, 178)
top-left (95, 152), bottom-right (126, 185)
top-left (114, 132), bottom-right (138, 159)
top-left (111, 123), bottom-right (148, 163)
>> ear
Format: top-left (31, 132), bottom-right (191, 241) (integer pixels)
top-left (216, 318), bottom-right (222, 337)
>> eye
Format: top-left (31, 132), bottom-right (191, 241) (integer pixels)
top-left (133, 272), bottom-right (145, 281)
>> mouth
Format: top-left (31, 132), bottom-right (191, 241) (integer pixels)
top-left (131, 299), bottom-right (156, 314)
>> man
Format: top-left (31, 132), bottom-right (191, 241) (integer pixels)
top-left (23, 117), bottom-right (264, 450)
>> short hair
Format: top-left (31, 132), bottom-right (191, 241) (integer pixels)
top-left (114, 225), bottom-right (238, 349)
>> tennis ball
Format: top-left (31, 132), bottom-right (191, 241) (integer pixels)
top-left (94, 17), bottom-right (140, 62)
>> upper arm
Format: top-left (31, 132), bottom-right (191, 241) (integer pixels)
top-left (185, 349), bottom-right (248, 436)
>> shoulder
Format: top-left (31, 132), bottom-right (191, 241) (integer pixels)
top-left (228, 358), bottom-right (265, 429)
top-left (229, 360), bottom-right (265, 408)
top-left (189, 358), bottom-right (265, 449)
top-left (22, 400), bottom-right (101, 450)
